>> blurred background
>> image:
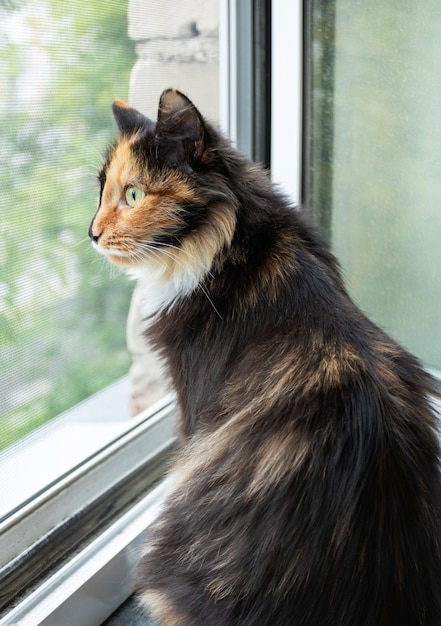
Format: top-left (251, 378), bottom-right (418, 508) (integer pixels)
top-left (0, 0), bottom-right (136, 449)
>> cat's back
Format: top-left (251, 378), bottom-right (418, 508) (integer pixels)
top-left (141, 270), bottom-right (441, 625)
top-left (141, 130), bottom-right (441, 626)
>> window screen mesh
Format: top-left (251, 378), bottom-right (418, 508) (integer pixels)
top-left (0, 0), bottom-right (135, 450)
top-left (309, 0), bottom-right (441, 374)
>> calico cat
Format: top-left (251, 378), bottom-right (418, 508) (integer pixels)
top-left (89, 89), bottom-right (441, 625)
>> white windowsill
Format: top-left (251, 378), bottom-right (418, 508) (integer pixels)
top-left (0, 475), bottom-right (174, 626)
top-left (0, 389), bottom-right (177, 570)
top-left (0, 377), bottom-right (135, 519)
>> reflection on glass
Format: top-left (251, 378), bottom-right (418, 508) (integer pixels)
top-left (310, 0), bottom-right (441, 373)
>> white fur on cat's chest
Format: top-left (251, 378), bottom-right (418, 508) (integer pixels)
top-left (127, 261), bottom-right (204, 320)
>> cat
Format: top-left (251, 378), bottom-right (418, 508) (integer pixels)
top-left (89, 89), bottom-right (441, 625)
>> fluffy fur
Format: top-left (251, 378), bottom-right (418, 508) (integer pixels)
top-left (89, 89), bottom-right (441, 625)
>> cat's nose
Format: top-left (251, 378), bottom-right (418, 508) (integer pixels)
top-left (88, 220), bottom-right (101, 242)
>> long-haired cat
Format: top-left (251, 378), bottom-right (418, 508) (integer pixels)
top-left (89, 89), bottom-right (441, 625)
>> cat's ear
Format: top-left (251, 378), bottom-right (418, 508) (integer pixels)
top-left (112, 100), bottom-right (155, 135)
top-left (154, 89), bottom-right (205, 168)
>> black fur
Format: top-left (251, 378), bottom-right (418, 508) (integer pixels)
top-left (102, 90), bottom-right (441, 625)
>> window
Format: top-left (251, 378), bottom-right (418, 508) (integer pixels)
top-left (0, 0), bottom-right (135, 454)
top-left (0, 0), bottom-right (145, 527)
top-left (304, 0), bottom-right (441, 382)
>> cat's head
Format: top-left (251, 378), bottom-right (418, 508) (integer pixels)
top-left (89, 89), bottom-right (237, 307)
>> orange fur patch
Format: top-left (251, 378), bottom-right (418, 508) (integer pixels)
top-left (246, 431), bottom-right (310, 498)
top-left (92, 136), bottom-right (238, 309)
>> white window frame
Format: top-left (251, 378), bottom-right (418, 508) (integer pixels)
top-left (0, 395), bottom-right (177, 626)
top-left (221, 0), bottom-right (303, 199)
top-left (271, 1), bottom-right (302, 204)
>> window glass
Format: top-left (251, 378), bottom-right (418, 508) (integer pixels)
top-left (0, 0), bottom-right (135, 451)
top-left (0, 0), bottom-right (219, 519)
top-left (0, 2), bottom-right (219, 613)
top-left (309, 1), bottom-right (441, 375)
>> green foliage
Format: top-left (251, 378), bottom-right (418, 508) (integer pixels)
top-left (0, 0), bottom-right (136, 450)
top-left (0, 0), bottom-right (24, 11)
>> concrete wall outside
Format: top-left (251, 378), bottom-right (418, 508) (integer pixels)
top-left (128, 0), bottom-right (219, 121)
top-left (125, 1), bottom-right (220, 415)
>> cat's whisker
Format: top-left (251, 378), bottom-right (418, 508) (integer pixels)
top-left (84, 144), bottom-right (108, 165)
top-left (138, 244), bottom-right (187, 268)
top-left (134, 242), bottom-right (190, 272)
top-left (91, 250), bottom-right (116, 277)
top-left (82, 164), bottom-right (101, 175)
top-left (137, 240), bottom-right (214, 280)
top-left (138, 240), bottom-right (192, 261)
top-left (198, 285), bottom-right (223, 320)
top-left (132, 242), bottom-right (222, 316)
top-left (121, 240), bottom-right (218, 316)
top-left (73, 237), bottom-right (92, 249)
top-left (136, 243), bottom-right (221, 317)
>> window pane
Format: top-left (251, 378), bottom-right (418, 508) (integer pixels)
top-left (309, 1), bottom-right (441, 374)
top-left (0, 3), bottom-right (220, 603)
top-left (0, 0), bottom-right (135, 450)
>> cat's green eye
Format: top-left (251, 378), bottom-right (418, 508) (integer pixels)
top-left (125, 185), bottom-right (144, 208)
